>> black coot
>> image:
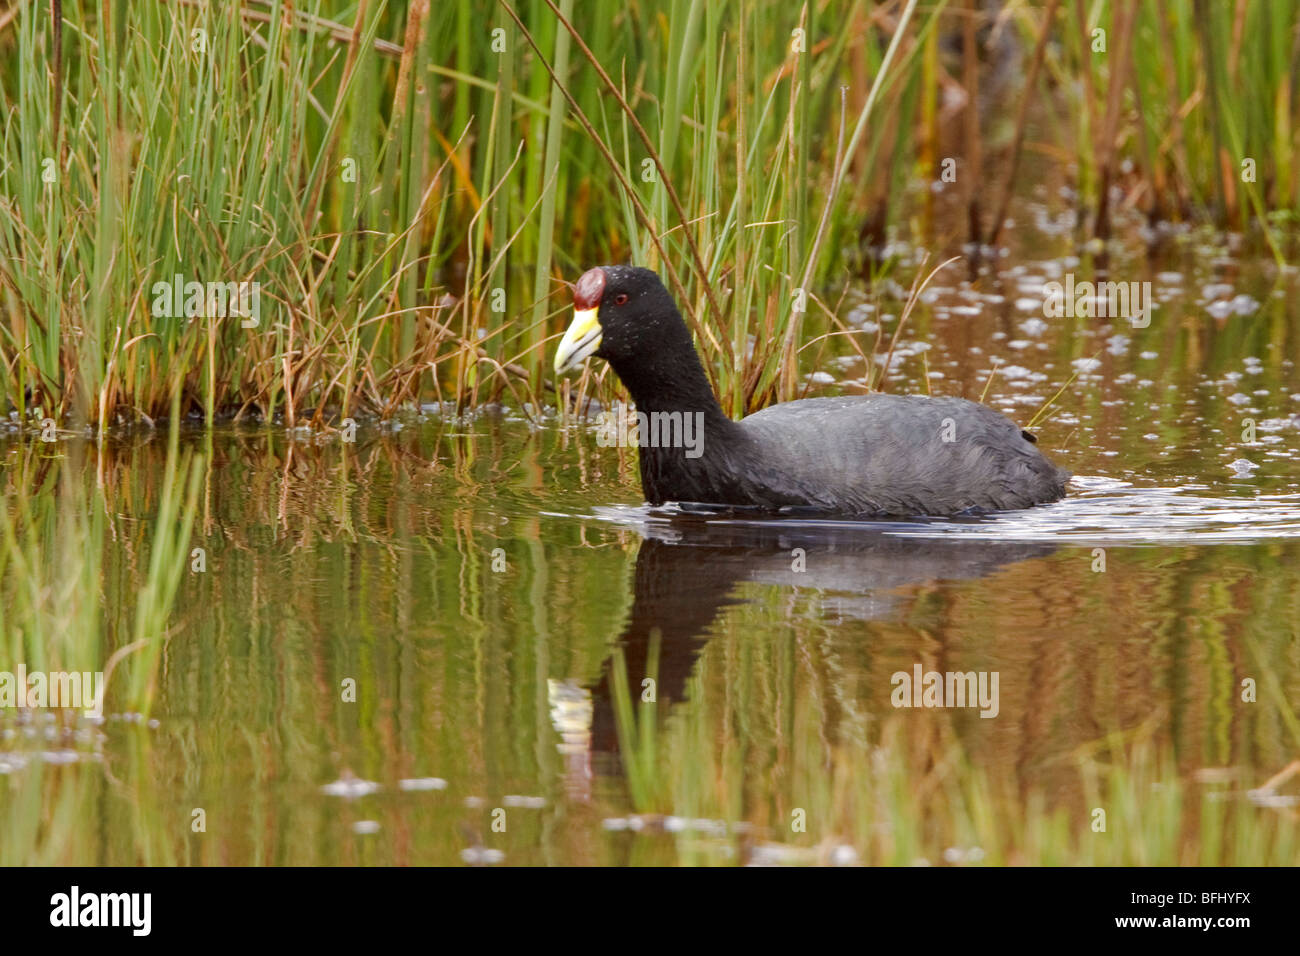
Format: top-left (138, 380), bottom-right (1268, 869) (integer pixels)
top-left (554, 265), bottom-right (1069, 517)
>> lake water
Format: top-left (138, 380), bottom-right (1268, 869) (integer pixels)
top-left (3, 235), bottom-right (1299, 865)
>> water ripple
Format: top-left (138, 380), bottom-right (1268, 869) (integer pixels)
top-left (567, 477), bottom-right (1300, 546)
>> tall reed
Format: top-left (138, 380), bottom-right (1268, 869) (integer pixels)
top-left (0, 1), bottom-right (1295, 426)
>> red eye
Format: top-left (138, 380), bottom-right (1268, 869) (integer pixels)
top-left (613, 293), bottom-right (629, 306)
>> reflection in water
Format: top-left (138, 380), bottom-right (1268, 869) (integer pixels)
top-left (587, 516), bottom-right (1057, 761)
top-left (1, 417), bottom-right (1298, 865)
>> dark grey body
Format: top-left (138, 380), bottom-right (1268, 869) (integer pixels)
top-left (639, 394), bottom-right (1069, 517)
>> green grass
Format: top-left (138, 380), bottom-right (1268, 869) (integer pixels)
top-left (1042, 0), bottom-right (1296, 258)
top-left (0, 1), bottom-right (1296, 428)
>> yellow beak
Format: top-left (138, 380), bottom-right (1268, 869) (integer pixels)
top-left (554, 308), bottom-right (602, 375)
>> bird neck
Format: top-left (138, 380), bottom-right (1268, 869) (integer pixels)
top-left (606, 327), bottom-right (731, 427)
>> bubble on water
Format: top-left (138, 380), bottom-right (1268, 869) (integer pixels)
top-left (0, 754), bottom-right (29, 774)
top-left (460, 846), bottom-right (505, 865)
top-left (1259, 418), bottom-right (1295, 433)
top-left (1206, 301), bottom-right (1234, 321)
top-left (352, 821), bottom-right (380, 835)
top-left (745, 843), bottom-right (818, 866)
top-left (1230, 294), bottom-right (1259, 316)
top-left (1247, 789), bottom-right (1299, 809)
top-left (40, 750), bottom-right (81, 765)
top-left (398, 777), bottom-right (448, 792)
top-left (1229, 459), bottom-right (1260, 477)
top-left (1139, 350), bottom-right (1159, 360)
top-left (830, 844), bottom-right (860, 866)
top-left (996, 364), bottom-right (1035, 382)
top-left (942, 845), bottom-right (986, 864)
top-left (1226, 393), bottom-right (1252, 406)
top-left (321, 771), bottom-right (380, 799)
top-left (1018, 317), bottom-right (1048, 336)
top-left (692, 818), bottom-right (729, 838)
top-left (503, 794), bottom-right (545, 808)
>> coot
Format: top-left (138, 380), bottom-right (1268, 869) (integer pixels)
top-left (554, 266), bottom-right (1069, 516)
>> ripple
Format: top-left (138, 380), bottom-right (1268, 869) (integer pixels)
top-left (566, 480), bottom-right (1300, 545)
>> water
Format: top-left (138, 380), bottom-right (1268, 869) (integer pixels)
top-left (3, 240), bottom-right (1300, 865)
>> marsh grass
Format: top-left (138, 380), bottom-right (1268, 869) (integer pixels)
top-left (0, 1), bottom-right (1296, 427)
top-left (1032, 0), bottom-right (1297, 256)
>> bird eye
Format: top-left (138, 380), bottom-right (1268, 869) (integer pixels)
top-left (612, 293), bottom-right (629, 306)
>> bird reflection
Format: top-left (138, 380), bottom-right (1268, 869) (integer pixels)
top-left (564, 514), bottom-right (1056, 786)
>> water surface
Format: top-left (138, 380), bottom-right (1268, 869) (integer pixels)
top-left (3, 237), bottom-right (1299, 866)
